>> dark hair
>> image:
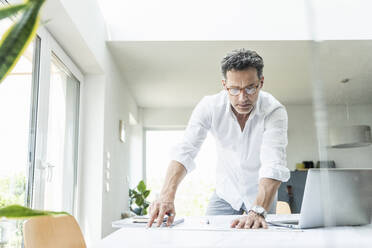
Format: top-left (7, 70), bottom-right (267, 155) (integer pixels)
top-left (221, 49), bottom-right (264, 79)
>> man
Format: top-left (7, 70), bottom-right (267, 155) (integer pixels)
top-left (147, 49), bottom-right (290, 229)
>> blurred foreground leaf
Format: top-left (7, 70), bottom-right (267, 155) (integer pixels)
top-left (0, 205), bottom-right (69, 219)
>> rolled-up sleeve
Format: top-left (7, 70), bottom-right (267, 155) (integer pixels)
top-left (259, 106), bottom-right (290, 182)
top-left (170, 97), bottom-right (211, 173)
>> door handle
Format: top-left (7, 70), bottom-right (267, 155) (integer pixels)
top-left (36, 159), bottom-right (55, 182)
top-left (46, 162), bottom-right (55, 182)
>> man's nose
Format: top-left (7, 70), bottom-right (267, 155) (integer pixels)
top-left (239, 89), bottom-right (249, 101)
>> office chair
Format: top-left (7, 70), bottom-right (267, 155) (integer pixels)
top-left (276, 201), bottom-right (291, 214)
top-left (23, 215), bottom-right (86, 248)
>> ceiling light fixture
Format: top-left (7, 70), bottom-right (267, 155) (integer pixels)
top-left (328, 78), bottom-right (372, 148)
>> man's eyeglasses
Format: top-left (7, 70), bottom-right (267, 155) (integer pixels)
top-left (226, 82), bottom-right (261, 96)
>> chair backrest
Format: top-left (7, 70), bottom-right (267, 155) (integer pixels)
top-left (23, 215), bottom-right (86, 248)
top-left (276, 201), bottom-right (291, 214)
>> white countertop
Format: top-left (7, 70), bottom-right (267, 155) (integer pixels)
top-left (92, 215), bottom-right (372, 248)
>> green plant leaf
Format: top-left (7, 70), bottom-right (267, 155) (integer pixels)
top-left (132, 190), bottom-right (140, 198)
top-left (137, 180), bottom-right (146, 193)
top-left (141, 208), bottom-right (147, 216)
top-left (143, 190), bottom-right (150, 198)
top-left (135, 196), bottom-right (144, 206)
top-left (0, 0), bottom-right (45, 84)
top-left (143, 202), bottom-right (149, 209)
top-left (0, 3), bottom-right (28, 20)
top-left (0, 205), bottom-right (69, 219)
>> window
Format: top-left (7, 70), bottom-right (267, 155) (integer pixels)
top-left (146, 130), bottom-right (216, 216)
top-left (41, 53), bottom-right (80, 213)
top-left (30, 38), bottom-right (82, 216)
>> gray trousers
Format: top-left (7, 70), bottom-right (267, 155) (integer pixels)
top-left (205, 192), bottom-right (248, 215)
top-left (205, 191), bottom-right (277, 215)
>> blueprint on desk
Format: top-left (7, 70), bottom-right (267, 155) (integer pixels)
top-left (170, 215), bottom-right (303, 232)
top-left (112, 215), bottom-right (302, 232)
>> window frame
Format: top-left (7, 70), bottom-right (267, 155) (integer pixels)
top-left (31, 26), bottom-right (84, 216)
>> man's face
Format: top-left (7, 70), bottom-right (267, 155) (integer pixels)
top-left (222, 68), bottom-right (264, 115)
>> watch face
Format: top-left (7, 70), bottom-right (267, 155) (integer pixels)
top-left (250, 206), bottom-right (267, 217)
top-left (257, 207), bottom-right (265, 214)
top-left (255, 206), bottom-right (265, 214)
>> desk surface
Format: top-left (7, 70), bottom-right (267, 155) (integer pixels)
top-left (92, 215), bottom-right (372, 248)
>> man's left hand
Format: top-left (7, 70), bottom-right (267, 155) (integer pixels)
top-left (230, 211), bottom-right (268, 229)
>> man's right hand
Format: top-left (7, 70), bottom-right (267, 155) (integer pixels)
top-left (147, 161), bottom-right (186, 228)
top-left (147, 199), bottom-right (176, 228)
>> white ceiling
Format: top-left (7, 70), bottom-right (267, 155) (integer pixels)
top-left (107, 40), bottom-right (372, 108)
top-left (98, 0), bottom-right (372, 41)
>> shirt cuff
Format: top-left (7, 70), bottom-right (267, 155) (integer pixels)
top-left (170, 153), bottom-right (196, 174)
top-left (258, 163), bottom-right (290, 182)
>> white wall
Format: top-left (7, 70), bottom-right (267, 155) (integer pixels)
top-left (286, 105), bottom-right (318, 170)
top-left (40, 0), bottom-right (142, 244)
top-left (143, 104), bottom-right (372, 171)
top-left (78, 75), bottom-right (105, 243)
top-left (101, 54), bottom-right (139, 237)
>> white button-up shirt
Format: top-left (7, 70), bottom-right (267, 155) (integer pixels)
top-left (171, 90), bottom-right (290, 211)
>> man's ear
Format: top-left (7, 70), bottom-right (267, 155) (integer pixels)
top-left (260, 76), bottom-right (264, 88)
top-left (222, 79), bottom-right (227, 89)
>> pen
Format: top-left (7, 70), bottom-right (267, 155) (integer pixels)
top-left (201, 218), bottom-right (209, 224)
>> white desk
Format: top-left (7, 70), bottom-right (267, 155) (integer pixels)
top-left (92, 215), bottom-right (372, 248)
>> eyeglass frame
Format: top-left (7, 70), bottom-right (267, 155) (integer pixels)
top-left (224, 80), bottom-right (263, 96)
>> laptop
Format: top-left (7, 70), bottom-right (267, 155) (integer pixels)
top-left (269, 169), bottom-right (372, 229)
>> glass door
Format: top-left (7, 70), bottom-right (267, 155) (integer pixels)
top-left (36, 53), bottom-right (80, 214)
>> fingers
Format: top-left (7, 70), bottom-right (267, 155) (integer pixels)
top-left (232, 217), bottom-right (249, 229)
top-left (156, 208), bottom-right (167, 227)
top-left (244, 217), bottom-right (254, 229)
top-left (230, 219), bottom-right (240, 228)
top-left (147, 201), bottom-right (176, 228)
top-left (231, 215), bottom-right (267, 229)
top-left (236, 219), bottom-right (246, 229)
top-left (261, 219), bottom-right (268, 229)
top-left (252, 219), bottom-right (261, 229)
top-left (147, 212), bottom-right (158, 228)
top-left (147, 204), bottom-right (159, 228)
top-left (166, 211), bottom-right (175, 227)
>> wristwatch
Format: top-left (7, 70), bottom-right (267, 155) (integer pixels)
top-left (249, 205), bottom-right (267, 218)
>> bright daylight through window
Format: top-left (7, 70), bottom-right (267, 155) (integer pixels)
top-left (0, 17), bottom-right (35, 247)
top-left (146, 130), bottom-right (216, 216)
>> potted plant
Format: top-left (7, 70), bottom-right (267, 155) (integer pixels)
top-left (129, 180), bottom-right (151, 216)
